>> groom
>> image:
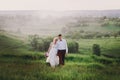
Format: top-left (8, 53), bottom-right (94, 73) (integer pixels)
top-left (56, 34), bottom-right (68, 65)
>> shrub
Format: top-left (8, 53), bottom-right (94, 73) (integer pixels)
top-left (101, 22), bottom-right (110, 27)
top-left (82, 34), bottom-right (94, 39)
top-left (95, 34), bottom-right (103, 38)
top-left (28, 34), bottom-right (39, 50)
top-left (68, 41), bottom-right (79, 53)
top-left (92, 44), bottom-right (101, 56)
top-left (104, 34), bottom-right (110, 38)
top-left (114, 22), bottom-right (120, 27)
top-left (37, 39), bottom-right (45, 51)
top-left (43, 37), bottom-right (53, 51)
top-left (29, 35), bottom-right (80, 53)
top-left (28, 35), bottom-right (53, 51)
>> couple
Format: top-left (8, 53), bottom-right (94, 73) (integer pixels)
top-left (46, 34), bottom-right (68, 68)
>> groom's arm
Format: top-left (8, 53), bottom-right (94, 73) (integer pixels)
top-left (65, 40), bottom-right (68, 54)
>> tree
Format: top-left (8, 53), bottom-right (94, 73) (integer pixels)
top-left (28, 35), bottom-right (53, 51)
top-left (104, 33), bottom-right (110, 38)
top-left (28, 34), bottom-right (39, 51)
top-left (92, 44), bottom-right (101, 56)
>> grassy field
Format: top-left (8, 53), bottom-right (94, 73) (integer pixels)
top-left (78, 38), bottom-right (120, 57)
top-left (0, 33), bottom-right (120, 80)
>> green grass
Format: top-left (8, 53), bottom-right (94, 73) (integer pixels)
top-left (71, 24), bottom-right (120, 32)
top-left (103, 25), bottom-right (120, 31)
top-left (0, 33), bottom-right (120, 80)
top-left (77, 38), bottom-right (120, 58)
top-left (0, 54), bottom-right (120, 80)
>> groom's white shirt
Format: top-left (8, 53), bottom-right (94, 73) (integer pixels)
top-left (56, 39), bottom-right (68, 53)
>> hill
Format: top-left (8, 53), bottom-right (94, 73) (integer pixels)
top-left (0, 32), bottom-right (120, 80)
top-left (0, 10), bottom-right (120, 36)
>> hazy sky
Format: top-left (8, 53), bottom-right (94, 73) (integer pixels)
top-left (0, 0), bottom-right (120, 11)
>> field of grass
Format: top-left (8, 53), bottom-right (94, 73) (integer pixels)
top-left (77, 38), bottom-right (120, 57)
top-left (0, 33), bottom-right (120, 80)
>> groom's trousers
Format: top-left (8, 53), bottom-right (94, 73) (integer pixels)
top-left (57, 50), bottom-right (66, 65)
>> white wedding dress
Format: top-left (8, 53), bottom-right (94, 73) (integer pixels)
top-left (46, 43), bottom-right (59, 67)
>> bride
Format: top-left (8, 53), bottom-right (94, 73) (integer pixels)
top-left (46, 37), bottom-right (59, 68)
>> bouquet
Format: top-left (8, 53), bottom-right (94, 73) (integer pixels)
top-left (45, 52), bottom-right (49, 57)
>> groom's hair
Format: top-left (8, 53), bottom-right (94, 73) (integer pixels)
top-left (58, 34), bottom-right (62, 36)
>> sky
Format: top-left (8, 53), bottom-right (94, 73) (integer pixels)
top-left (0, 0), bottom-right (120, 11)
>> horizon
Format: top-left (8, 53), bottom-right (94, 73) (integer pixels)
top-left (0, 9), bottom-right (120, 11)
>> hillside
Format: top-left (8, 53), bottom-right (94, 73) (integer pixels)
top-left (0, 32), bottom-right (120, 80)
top-left (0, 10), bottom-right (120, 36)
top-left (0, 33), bottom-right (23, 57)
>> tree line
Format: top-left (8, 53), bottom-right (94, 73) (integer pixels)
top-left (28, 34), bottom-right (79, 53)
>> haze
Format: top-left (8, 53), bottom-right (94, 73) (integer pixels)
top-left (0, 0), bottom-right (120, 36)
top-left (0, 0), bottom-right (120, 10)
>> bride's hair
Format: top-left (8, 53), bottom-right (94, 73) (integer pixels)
top-left (53, 37), bottom-right (58, 44)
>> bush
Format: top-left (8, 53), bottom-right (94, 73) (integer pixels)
top-left (38, 38), bottom-right (52, 51)
top-left (68, 41), bottom-right (79, 53)
top-left (28, 35), bottom-right (53, 51)
top-left (95, 34), bottom-right (103, 38)
top-left (28, 34), bottom-right (39, 50)
top-left (43, 37), bottom-right (53, 51)
top-left (29, 35), bottom-right (80, 53)
top-left (101, 22), bottom-right (110, 27)
top-left (92, 44), bottom-right (101, 56)
top-left (104, 34), bottom-right (110, 38)
top-left (114, 22), bottom-right (120, 27)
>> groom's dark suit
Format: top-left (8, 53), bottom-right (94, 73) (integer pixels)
top-left (56, 39), bottom-right (68, 65)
